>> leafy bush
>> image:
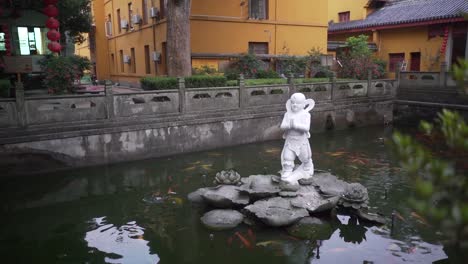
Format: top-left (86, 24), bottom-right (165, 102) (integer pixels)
top-left (235, 53), bottom-right (262, 78)
top-left (224, 68), bottom-right (241, 81)
top-left (192, 65), bottom-right (218, 75)
top-left (256, 69), bottom-right (279, 79)
top-left (0, 79), bottom-right (11, 98)
top-left (185, 75), bottom-right (227, 88)
top-left (38, 55), bottom-right (91, 94)
top-left (141, 77), bottom-right (178, 90)
top-left (372, 58), bottom-right (387, 79)
top-left (141, 75), bottom-right (227, 90)
top-left (277, 56), bottom-right (308, 77)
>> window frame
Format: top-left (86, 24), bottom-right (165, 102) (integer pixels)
top-left (249, 0), bottom-right (268, 20)
top-left (338, 11), bottom-right (350, 22)
top-left (389, 53), bottom-right (405, 72)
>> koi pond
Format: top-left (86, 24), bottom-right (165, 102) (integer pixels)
top-left (0, 126), bottom-right (459, 263)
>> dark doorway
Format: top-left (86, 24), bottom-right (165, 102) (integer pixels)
top-left (451, 31), bottom-right (467, 66)
top-left (410, 52), bottom-right (421, 71)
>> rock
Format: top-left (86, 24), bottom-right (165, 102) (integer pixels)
top-left (279, 180), bottom-right (301, 192)
top-left (200, 209), bottom-right (244, 230)
top-left (239, 175), bottom-right (281, 199)
top-left (298, 177), bottom-right (314, 185)
top-left (287, 217), bottom-right (336, 240)
top-left (312, 172), bottom-right (349, 197)
top-left (244, 197), bottom-right (309, 227)
top-left (187, 188), bottom-right (209, 203)
top-left (290, 185), bottom-right (340, 213)
top-left (279, 191), bottom-right (298, 197)
top-left (356, 209), bottom-right (386, 225)
top-left (202, 185), bottom-right (249, 208)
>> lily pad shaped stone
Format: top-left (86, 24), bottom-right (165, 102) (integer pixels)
top-left (290, 185), bottom-right (340, 213)
top-left (244, 197), bottom-right (309, 227)
top-left (239, 175), bottom-right (281, 198)
top-left (202, 185), bottom-right (249, 208)
top-left (312, 171), bottom-right (349, 197)
top-left (201, 209), bottom-right (244, 230)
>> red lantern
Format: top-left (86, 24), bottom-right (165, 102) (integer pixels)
top-left (47, 29), bottom-right (61, 41)
top-left (43, 5), bottom-right (59, 17)
top-left (46, 17), bottom-right (60, 29)
top-left (48, 41), bottom-right (62, 53)
top-left (44, 0), bottom-right (58, 5)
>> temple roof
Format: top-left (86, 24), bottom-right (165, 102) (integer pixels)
top-left (329, 0), bottom-right (468, 33)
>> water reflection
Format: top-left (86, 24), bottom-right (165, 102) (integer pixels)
top-left (85, 217), bottom-right (159, 264)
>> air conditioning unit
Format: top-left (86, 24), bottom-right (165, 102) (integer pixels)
top-left (152, 51), bottom-right (161, 62)
top-left (105, 21), bottom-right (112, 37)
top-left (120, 19), bottom-right (128, 29)
top-left (123, 55), bottom-right (131, 64)
top-left (132, 14), bottom-right (142, 24)
top-left (149, 7), bottom-right (159, 18)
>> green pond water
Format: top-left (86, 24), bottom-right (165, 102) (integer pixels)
top-left (0, 126), bottom-right (458, 263)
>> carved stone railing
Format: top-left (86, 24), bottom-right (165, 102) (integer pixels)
top-left (0, 74), bottom-right (396, 129)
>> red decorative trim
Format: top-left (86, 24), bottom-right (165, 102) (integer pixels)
top-left (329, 17), bottom-right (466, 35)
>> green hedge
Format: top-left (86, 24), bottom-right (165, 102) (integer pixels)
top-left (0, 79), bottom-right (11, 98)
top-left (141, 75), bottom-right (227, 90)
top-left (141, 77), bottom-right (178, 90)
top-left (185, 75), bottom-right (227, 88)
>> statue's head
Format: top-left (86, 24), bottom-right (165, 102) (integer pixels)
top-left (290, 93), bottom-right (306, 113)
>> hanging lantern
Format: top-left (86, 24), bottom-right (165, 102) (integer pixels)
top-left (44, 0), bottom-right (58, 5)
top-left (48, 41), bottom-right (62, 53)
top-left (46, 29), bottom-right (61, 41)
top-left (43, 5), bottom-right (59, 17)
top-left (46, 17), bottom-right (60, 29)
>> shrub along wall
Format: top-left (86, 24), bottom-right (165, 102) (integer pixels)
top-left (141, 75), bottom-right (227, 90)
top-left (0, 79), bottom-right (11, 98)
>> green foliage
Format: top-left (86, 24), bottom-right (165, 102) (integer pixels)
top-left (141, 75), bottom-right (227, 90)
top-left (452, 58), bottom-right (468, 92)
top-left (192, 65), bottom-right (218, 75)
top-left (141, 77), bottom-right (178, 90)
top-left (224, 68), bottom-right (241, 81)
top-left (38, 55), bottom-right (90, 94)
top-left (338, 35), bottom-right (386, 80)
top-left (57, 0), bottom-right (92, 44)
top-left (185, 75), bottom-right (227, 88)
top-left (0, 79), bottom-right (11, 98)
top-left (256, 69), bottom-right (280, 79)
top-left (392, 110), bottom-right (468, 247)
top-left (278, 56), bottom-right (308, 77)
top-left (236, 53), bottom-right (262, 78)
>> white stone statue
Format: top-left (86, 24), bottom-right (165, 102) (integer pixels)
top-left (280, 93), bottom-right (315, 184)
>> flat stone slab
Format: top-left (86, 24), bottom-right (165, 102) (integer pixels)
top-left (187, 188), bottom-right (209, 203)
top-left (312, 172), bottom-right (349, 197)
top-left (244, 197), bottom-right (309, 227)
top-left (200, 209), bottom-right (244, 230)
top-left (290, 185), bottom-right (340, 213)
top-left (356, 209), bottom-right (386, 225)
top-left (239, 175), bottom-right (281, 198)
top-left (202, 185), bottom-right (249, 208)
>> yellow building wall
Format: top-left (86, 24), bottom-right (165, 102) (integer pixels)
top-left (75, 33), bottom-right (91, 59)
top-left (94, 0), bottom-right (329, 83)
top-left (378, 27), bottom-right (443, 73)
top-left (93, 0), bottom-right (110, 80)
top-left (328, 0), bottom-right (368, 22)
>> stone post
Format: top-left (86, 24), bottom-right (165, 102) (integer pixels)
top-left (367, 68), bottom-right (373, 97)
top-left (287, 74), bottom-right (295, 96)
top-left (440, 61), bottom-right (447, 89)
top-left (105, 83), bottom-right (115, 120)
top-left (329, 71), bottom-right (336, 101)
top-left (178, 77), bottom-right (186, 114)
top-left (395, 62), bottom-right (402, 97)
top-left (15, 80), bottom-right (26, 127)
top-left (238, 74), bottom-right (246, 110)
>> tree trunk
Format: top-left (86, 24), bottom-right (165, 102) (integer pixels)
top-left (166, 0), bottom-right (192, 77)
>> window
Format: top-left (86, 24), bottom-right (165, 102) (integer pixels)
top-left (0, 32), bottom-right (5, 52)
top-left (111, 53), bottom-right (115, 73)
top-left (117, 9), bottom-right (121, 33)
top-left (410, 52), bottom-right (421, 71)
top-left (128, 3), bottom-right (133, 28)
top-left (389, 53), bottom-right (405, 72)
top-left (142, 0), bottom-right (148, 25)
top-left (144, 45), bottom-right (151, 74)
top-left (120, 50), bottom-right (124, 72)
top-left (249, 0), bottom-right (268, 19)
top-left (160, 0), bottom-right (167, 19)
top-left (17, 26), bottom-right (47, 55)
top-left (338, 11), bottom-right (350, 22)
top-left (105, 14), bottom-right (113, 37)
top-left (249, 42), bottom-right (268, 54)
top-left (131, 48), bottom-right (136, 73)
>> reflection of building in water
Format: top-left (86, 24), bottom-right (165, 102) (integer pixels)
top-left (85, 217), bottom-right (160, 264)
